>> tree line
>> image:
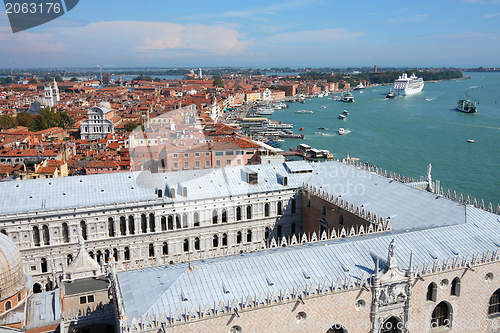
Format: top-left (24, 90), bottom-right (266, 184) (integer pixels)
top-left (0, 107), bottom-right (74, 132)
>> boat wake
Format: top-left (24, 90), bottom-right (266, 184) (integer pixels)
top-left (469, 86), bottom-right (478, 89)
top-left (425, 97), bottom-right (436, 101)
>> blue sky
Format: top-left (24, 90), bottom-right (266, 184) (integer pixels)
top-left (1, 0), bottom-right (500, 68)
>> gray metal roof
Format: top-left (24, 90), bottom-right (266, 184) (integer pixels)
top-left (117, 205), bottom-right (500, 324)
top-left (306, 161), bottom-right (466, 231)
top-left (24, 289), bottom-right (61, 330)
top-left (63, 276), bottom-right (109, 296)
top-left (0, 161), bottom-right (313, 216)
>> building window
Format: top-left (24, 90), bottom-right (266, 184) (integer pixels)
top-left (195, 152), bottom-right (200, 157)
top-left (277, 201), bottom-right (283, 215)
top-left (265, 227), bottom-right (270, 240)
top-left (338, 215), bottom-right (344, 226)
top-left (161, 216), bottom-right (167, 231)
top-left (162, 242), bottom-right (168, 255)
top-left (128, 216), bottom-right (135, 235)
top-left (173, 162), bottom-right (179, 169)
top-left (205, 160), bottom-right (211, 168)
top-left (120, 216), bottom-right (126, 235)
top-left (321, 205), bottom-right (326, 215)
top-left (176, 215), bottom-right (181, 229)
top-left (194, 237), bottom-right (200, 250)
top-left (149, 213), bottom-right (155, 232)
top-left (193, 212), bottom-right (200, 227)
top-left (184, 161), bottom-right (189, 169)
top-left (108, 218), bottom-right (115, 237)
top-left (489, 289), bottom-right (500, 315)
top-left (205, 152), bottom-right (210, 157)
top-left (431, 301), bottom-right (451, 329)
top-left (41, 258), bottom-right (48, 273)
top-left (247, 205), bottom-right (252, 219)
top-left (450, 277), bottom-right (461, 297)
top-left (184, 153), bottom-right (189, 158)
top-left (264, 203), bottom-right (270, 217)
top-left (182, 213), bottom-right (188, 228)
top-left (247, 230), bottom-right (252, 243)
top-left (222, 233), bottom-right (228, 246)
top-left (79, 295), bottom-right (95, 304)
top-left (307, 199), bottom-right (311, 207)
top-left (5, 300), bottom-right (11, 311)
top-left (213, 234), bottom-right (219, 248)
top-left (195, 161), bottom-right (200, 168)
top-left (236, 206), bottom-right (242, 221)
top-left (183, 239), bottom-right (189, 252)
top-left (62, 223), bottom-right (69, 243)
top-left (124, 247), bottom-right (130, 260)
top-left (236, 231), bottom-right (242, 244)
top-left (173, 153), bottom-right (178, 158)
top-left (215, 152), bottom-right (224, 156)
top-left (216, 160), bottom-right (221, 167)
top-left (148, 243), bottom-right (155, 257)
top-left (427, 282), bottom-right (437, 302)
top-left (222, 209), bottom-right (227, 223)
top-left (291, 199), bottom-right (296, 213)
top-left (141, 214), bottom-right (147, 233)
top-left (212, 210), bottom-right (218, 224)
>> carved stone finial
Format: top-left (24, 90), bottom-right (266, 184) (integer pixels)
top-left (387, 239), bottom-right (398, 270)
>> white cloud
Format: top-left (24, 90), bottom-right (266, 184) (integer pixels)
top-left (264, 28), bottom-right (365, 44)
top-left (482, 12), bottom-right (500, 18)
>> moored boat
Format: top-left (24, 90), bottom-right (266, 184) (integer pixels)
top-left (343, 110), bottom-right (349, 115)
top-left (338, 128), bottom-right (345, 135)
top-left (338, 114), bottom-right (346, 120)
top-left (341, 91), bottom-right (354, 102)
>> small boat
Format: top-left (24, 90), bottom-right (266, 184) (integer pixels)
top-left (321, 106), bottom-right (327, 108)
top-left (386, 89), bottom-right (395, 99)
top-left (324, 151), bottom-right (334, 159)
top-left (338, 114), bottom-right (346, 120)
top-left (343, 110), bottom-right (349, 115)
top-left (338, 128), bottom-right (345, 135)
top-left (341, 91), bottom-right (354, 102)
top-left (295, 110), bottom-right (313, 114)
top-left (425, 98), bottom-right (432, 101)
top-left (299, 127), bottom-right (304, 131)
top-left (467, 139), bottom-right (474, 143)
top-left (456, 99), bottom-right (477, 113)
top-left (359, 90), bottom-right (363, 94)
top-left (280, 133), bottom-right (305, 139)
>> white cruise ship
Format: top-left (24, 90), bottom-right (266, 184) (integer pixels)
top-left (392, 73), bottom-right (424, 95)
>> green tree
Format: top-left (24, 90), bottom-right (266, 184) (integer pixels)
top-left (0, 114), bottom-right (16, 130)
top-left (57, 110), bottom-right (74, 129)
top-left (28, 78), bottom-right (38, 84)
top-left (213, 76), bottom-right (225, 88)
top-left (16, 112), bottom-right (35, 128)
top-left (54, 75), bottom-right (63, 82)
top-left (125, 121), bottom-right (139, 132)
top-left (70, 77), bottom-right (78, 82)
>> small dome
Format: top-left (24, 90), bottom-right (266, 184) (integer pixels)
top-left (98, 101), bottom-right (112, 110)
top-left (0, 233), bottom-right (26, 300)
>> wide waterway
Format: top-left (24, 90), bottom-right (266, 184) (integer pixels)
top-left (266, 72), bottom-right (500, 206)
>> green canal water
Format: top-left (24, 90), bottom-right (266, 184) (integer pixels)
top-left (268, 72), bottom-right (500, 206)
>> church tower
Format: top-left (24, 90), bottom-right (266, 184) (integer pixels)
top-left (52, 79), bottom-right (60, 104)
top-left (44, 82), bottom-right (54, 107)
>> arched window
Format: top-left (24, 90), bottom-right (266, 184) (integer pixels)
top-left (5, 300), bottom-right (12, 311)
top-left (33, 283), bottom-right (42, 294)
top-left (157, 189), bottom-right (163, 198)
top-left (42, 225), bottom-right (50, 245)
top-left (193, 212), bottom-right (200, 227)
top-left (108, 218), bottom-right (115, 237)
top-left (265, 227), bottom-right (270, 240)
top-left (67, 254), bottom-right (73, 265)
top-left (326, 324), bottom-right (347, 333)
top-left (124, 247), bottom-right (130, 260)
top-left (162, 242), bottom-right (168, 255)
top-left (451, 277), bottom-right (461, 297)
top-left (489, 288), bottom-right (500, 315)
top-left (113, 248), bottom-right (119, 261)
top-left (237, 231), bottom-right (242, 244)
top-left (183, 239), bottom-right (189, 252)
top-left (41, 258), bottom-right (48, 273)
top-left (149, 243), bottom-right (155, 257)
top-left (291, 199), bottom-right (296, 213)
top-left (212, 210), bottom-right (218, 224)
top-left (62, 223), bottom-right (69, 243)
top-left (128, 216), bottom-right (135, 235)
top-left (321, 205), bottom-right (326, 215)
top-left (176, 215), bottom-right (181, 229)
top-left (96, 250), bottom-right (102, 263)
top-left (161, 216), bottom-right (167, 231)
top-left (427, 282), bottom-right (437, 302)
top-left (0, 229), bottom-right (6, 235)
top-left (182, 213), bottom-right (188, 228)
top-left (222, 233), bottom-right (228, 246)
top-left (247, 230), bottom-right (252, 243)
top-left (431, 301), bottom-right (451, 329)
top-left (236, 206), bottom-right (242, 221)
top-left (264, 203), bottom-right (270, 217)
top-left (168, 215), bottom-right (174, 230)
top-left (80, 221), bottom-right (87, 240)
top-left (213, 234), bottom-right (219, 248)
top-left (194, 237), bottom-right (200, 250)
top-left (222, 209), bottom-right (227, 223)
top-left (277, 201), bottom-right (283, 215)
top-left (104, 249), bottom-right (110, 263)
top-left (380, 316), bottom-right (402, 333)
top-left (141, 214), bottom-right (147, 233)
top-left (120, 216), bottom-right (126, 235)
top-left (247, 205), bottom-right (252, 219)
top-left (89, 251), bottom-right (94, 259)
top-left (149, 213), bottom-right (155, 232)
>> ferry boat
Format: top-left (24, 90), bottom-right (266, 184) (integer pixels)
top-left (392, 73), bottom-right (424, 95)
top-left (343, 110), bottom-right (349, 115)
top-left (338, 114), bottom-right (346, 120)
top-left (254, 106), bottom-right (274, 115)
top-left (456, 99), bottom-right (477, 113)
top-left (386, 89), bottom-right (395, 99)
top-left (295, 110), bottom-right (313, 114)
top-left (338, 128), bottom-right (345, 135)
top-left (341, 91), bottom-right (354, 102)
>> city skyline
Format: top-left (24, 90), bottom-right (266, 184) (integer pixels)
top-left (1, 0), bottom-right (500, 68)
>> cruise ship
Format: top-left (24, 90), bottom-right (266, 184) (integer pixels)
top-left (392, 73), bottom-right (424, 95)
